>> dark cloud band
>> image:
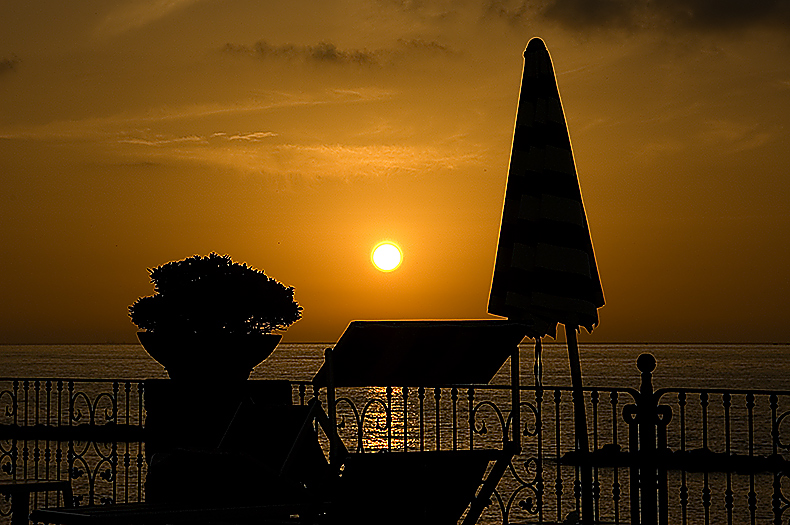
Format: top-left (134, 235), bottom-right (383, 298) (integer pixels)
top-left (488, 0), bottom-right (790, 33)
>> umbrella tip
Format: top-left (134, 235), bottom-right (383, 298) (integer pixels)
top-left (524, 37), bottom-right (547, 57)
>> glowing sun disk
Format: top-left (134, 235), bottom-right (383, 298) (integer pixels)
top-left (372, 242), bottom-right (402, 272)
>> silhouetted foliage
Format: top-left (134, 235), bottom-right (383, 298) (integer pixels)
top-left (129, 253), bottom-right (302, 336)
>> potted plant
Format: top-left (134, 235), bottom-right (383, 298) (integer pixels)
top-left (129, 253), bottom-right (302, 382)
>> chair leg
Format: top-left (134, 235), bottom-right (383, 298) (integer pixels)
top-left (462, 452), bottom-right (514, 525)
top-left (10, 492), bottom-right (29, 525)
top-left (61, 481), bottom-right (74, 508)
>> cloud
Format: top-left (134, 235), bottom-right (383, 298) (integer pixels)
top-left (381, 0), bottom-right (458, 20)
top-left (223, 38), bottom-right (455, 66)
top-left (118, 135), bottom-right (205, 146)
top-left (701, 119), bottom-right (776, 152)
top-left (166, 142), bottom-right (486, 181)
top-left (486, 0), bottom-right (790, 34)
top-left (0, 56), bottom-right (20, 76)
top-left (109, 127), bottom-right (484, 180)
top-left (226, 131), bottom-right (278, 141)
top-left (224, 41), bottom-right (379, 65)
top-left (96, 0), bottom-right (202, 37)
top-left (117, 130), bottom-right (280, 146)
top-left (396, 38), bottom-right (453, 54)
top-left (114, 161), bottom-right (164, 168)
top-left (0, 90), bottom-right (393, 143)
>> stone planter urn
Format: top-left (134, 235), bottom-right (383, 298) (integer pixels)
top-left (137, 331), bottom-right (282, 382)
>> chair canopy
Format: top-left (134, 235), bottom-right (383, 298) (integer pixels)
top-left (312, 320), bottom-right (526, 387)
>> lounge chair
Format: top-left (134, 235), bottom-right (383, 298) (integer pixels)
top-left (313, 320), bottom-right (526, 525)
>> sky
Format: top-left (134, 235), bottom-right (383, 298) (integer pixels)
top-left (1, 0), bottom-right (789, 344)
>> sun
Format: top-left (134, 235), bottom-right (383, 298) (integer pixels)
top-left (371, 242), bottom-right (402, 272)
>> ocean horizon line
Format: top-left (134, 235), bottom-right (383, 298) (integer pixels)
top-left (1, 340), bottom-right (788, 346)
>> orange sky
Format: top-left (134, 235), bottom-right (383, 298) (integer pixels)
top-left (2, 1), bottom-right (789, 343)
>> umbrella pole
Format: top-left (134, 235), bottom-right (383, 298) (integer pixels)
top-left (566, 324), bottom-right (594, 524)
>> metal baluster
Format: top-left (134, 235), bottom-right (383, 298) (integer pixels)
top-left (657, 403), bottom-right (671, 525)
top-left (771, 393), bottom-right (779, 457)
top-left (536, 385), bottom-right (544, 523)
top-left (402, 387), bottom-right (409, 452)
top-left (34, 380), bottom-right (40, 496)
top-left (573, 391), bottom-right (582, 519)
top-left (112, 381), bottom-right (119, 504)
top-left (627, 402), bottom-right (639, 525)
top-left (124, 381), bottom-right (131, 504)
top-left (723, 392), bottom-right (733, 525)
top-left (434, 388), bottom-right (441, 451)
top-left (11, 380), bottom-right (19, 480)
top-left (451, 387), bottom-right (458, 451)
top-left (44, 379), bottom-right (52, 478)
top-left (418, 386), bottom-right (425, 452)
top-left (386, 386), bottom-right (393, 452)
top-left (555, 388), bottom-right (563, 523)
top-left (678, 391), bottom-right (688, 525)
top-left (67, 381), bottom-right (74, 497)
top-left (746, 392), bottom-right (756, 525)
top-left (592, 390), bottom-right (600, 523)
top-left (56, 380), bottom-right (63, 505)
top-left (137, 382), bottom-right (144, 503)
top-left (23, 380), bottom-right (29, 478)
top-left (44, 380), bottom-right (52, 507)
top-left (700, 392), bottom-right (710, 525)
top-left (611, 391), bottom-right (620, 525)
top-left (468, 388), bottom-right (475, 450)
top-left (771, 393), bottom-right (780, 524)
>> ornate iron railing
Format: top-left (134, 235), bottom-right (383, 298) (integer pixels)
top-left (0, 379), bottom-right (146, 520)
top-left (655, 388), bottom-right (790, 525)
top-left (2, 356), bottom-right (789, 525)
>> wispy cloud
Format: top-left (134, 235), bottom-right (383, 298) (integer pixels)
top-left (117, 131), bottom-right (278, 146)
top-left (396, 38), bottom-right (452, 53)
top-left (118, 135), bottom-right (205, 146)
top-left (106, 127), bottom-right (484, 180)
top-left (0, 56), bottom-right (20, 77)
top-left (223, 38), bottom-right (455, 66)
top-left (379, 0), bottom-right (459, 19)
top-left (95, 0), bottom-right (202, 37)
top-left (132, 141), bottom-right (487, 180)
top-left (226, 131), bottom-right (278, 141)
top-left (0, 90), bottom-right (392, 142)
top-left (701, 119), bottom-right (776, 152)
top-left (224, 41), bottom-right (379, 65)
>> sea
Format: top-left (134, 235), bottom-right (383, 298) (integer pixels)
top-left (1, 343), bottom-right (789, 525)
top-left (1, 342), bottom-right (788, 391)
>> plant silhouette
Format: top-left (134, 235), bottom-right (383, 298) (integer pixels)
top-left (129, 253), bottom-right (302, 336)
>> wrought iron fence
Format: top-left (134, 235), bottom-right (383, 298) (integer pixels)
top-left (0, 379), bottom-right (146, 520)
top-left (655, 388), bottom-right (790, 525)
top-left (2, 355), bottom-right (789, 525)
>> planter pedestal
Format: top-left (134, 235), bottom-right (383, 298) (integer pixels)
top-left (143, 379), bottom-right (292, 460)
top-left (143, 379), bottom-right (292, 504)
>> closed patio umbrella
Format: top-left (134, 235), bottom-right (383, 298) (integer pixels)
top-left (488, 37), bottom-right (604, 524)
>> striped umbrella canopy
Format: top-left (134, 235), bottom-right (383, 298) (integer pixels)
top-left (488, 37), bottom-right (604, 523)
top-left (488, 37), bottom-right (604, 338)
